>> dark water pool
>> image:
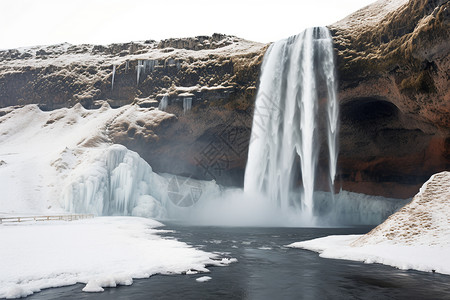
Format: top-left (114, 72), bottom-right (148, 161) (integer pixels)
top-left (30, 225), bottom-right (450, 300)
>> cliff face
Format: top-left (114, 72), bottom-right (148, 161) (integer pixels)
top-left (329, 0), bottom-right (450, 198)
top-left (0, 0), bottom-right (448, 198)
top-left (0, 34), bottom-right (265, 110)
top-left (0, 34), bottom-right (266, 186)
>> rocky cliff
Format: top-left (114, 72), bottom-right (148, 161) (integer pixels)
top-left (329, 0), bottom-right (450, 198)
top-left (0, 34), bottom-right (266, 186)
top-left (0, 0), bottom-right (448, 198)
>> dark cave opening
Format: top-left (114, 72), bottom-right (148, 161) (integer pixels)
top-left (341, 97), bottom-right (400, 125)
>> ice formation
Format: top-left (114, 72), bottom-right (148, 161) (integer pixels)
top-left (159, 94), bottom-right (169, 111)
top-left (0, 103), bottom-right (221, 219)
top-left (196, 276), bottom-right (212, 282)
top-left (61, 144), bottom-right (224, 219)
top-left (136, 59), bottom-right (158, 84)
top-left (0, 217), bottom-right (236, 298)
top-left (63, 144), bottom-right (167, 218)
top-left (136, 60), bottom-right (143, 84)
top-left (111, 65), bottom-right (116, 91)
top-left (183, 97), bottom-right (192, 113)
top-left (244, 27), bottom-right (339, 220)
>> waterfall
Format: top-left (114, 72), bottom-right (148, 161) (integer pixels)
top-left (111, 65), bottom-right (116, 91)
top-left (244, 27), bottom-right (339, 219)
top-left (321, 34), bottom-right (339, 190)
top-left (159, 94), bottom-right (169, 111)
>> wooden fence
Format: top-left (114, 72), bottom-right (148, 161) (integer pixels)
top-left (0, 214), bottom-right (94, 224)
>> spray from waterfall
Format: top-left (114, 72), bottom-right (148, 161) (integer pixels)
top-left (244, 27), bottom-right (339, 220)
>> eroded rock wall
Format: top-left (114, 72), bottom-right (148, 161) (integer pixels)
top-left (329, 0), bottom-right (450, 198)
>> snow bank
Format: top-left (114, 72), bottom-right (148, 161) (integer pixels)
top-left (289, 172), bottom-right (450, 275)
top-left (0, 104), bottom-right (125, 215)
top-left (0, 217), bottom-right (234, 298)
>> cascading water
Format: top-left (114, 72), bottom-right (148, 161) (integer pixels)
top-left (244, 27), bottom-right (339, 220)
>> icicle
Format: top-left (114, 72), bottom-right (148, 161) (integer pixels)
top-left (183, 97), bottom-right (192, 114)
top-left (159, 94), bottom-right (169, 111)
top-left (136, 60), bottom-right (144, 84)
top-left (111, 65), bottom-right (116, 91)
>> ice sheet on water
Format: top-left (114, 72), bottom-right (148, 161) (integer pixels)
top-left (0, 217), bottom-right (236, 298)
top-left (196, 276), bottom-right (212, 282)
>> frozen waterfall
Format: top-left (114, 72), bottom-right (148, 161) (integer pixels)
top-left (111, 65), bottom-right (116, 91)
top-left (63, 145), bottom-right (167, 218)
top-left (159, 94), bottom-right (169, 111)
top-left (183, 97), bottom-right (192, 114)
top-left (244, 27), bottom-right (339, 220)
top-left (136, 60), bottom-right (143, 84)
top-left (62, 144), bottom-right (222, 220)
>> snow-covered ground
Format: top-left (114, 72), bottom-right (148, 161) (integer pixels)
top-left (331, 0), bottom-right (408, 31)
top-left (0, 217), bottom-right (235, 298)
top-left (289, 171), bottom-right (450, 275)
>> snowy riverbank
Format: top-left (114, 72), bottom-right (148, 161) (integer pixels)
top-left (0, 217), bottom-right (235, 299)
top-left (289, 171), bottom-right (450, 275)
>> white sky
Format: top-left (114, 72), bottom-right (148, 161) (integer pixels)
top-left (0, 0), bottom-right (376, 49)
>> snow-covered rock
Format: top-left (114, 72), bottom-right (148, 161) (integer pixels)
top-left (289, 171), bottom-right (450, 275)
top-left (351, 171), bottom-right (450, 247)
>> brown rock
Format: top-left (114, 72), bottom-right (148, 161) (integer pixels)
top-left (329, 0), bottom-right (450, 198)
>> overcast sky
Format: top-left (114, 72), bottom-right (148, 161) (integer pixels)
top-left (0, 0), bottom-right (376, 49)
